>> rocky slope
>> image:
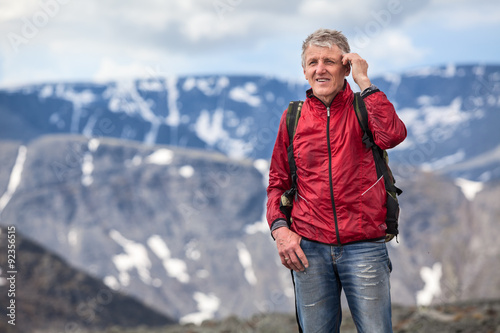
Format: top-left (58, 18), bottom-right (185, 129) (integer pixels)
top-left (0, 135), bottom-right (499, 328)
top-left (0, 226), bottom-right (174, 333)
top-left (0, 135), bottom-right (289, 323)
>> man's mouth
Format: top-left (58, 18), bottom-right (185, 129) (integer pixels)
top-left (316, 78), bottom-right (330, 82)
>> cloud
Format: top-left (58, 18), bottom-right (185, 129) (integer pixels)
top-left (0, 0), bottom-right (427, 55)
top-left (0, 0), bottom-right (498, 85)
top-left (364, 30), bottom-right (430, 67)
top-left (0, 1), bottom-right (38, 21)
top-left (416, 0), bottom-right (500, 30)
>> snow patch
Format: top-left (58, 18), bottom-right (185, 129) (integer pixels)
top-left (245, 220), bottom-right (268, 235)
top-left (194, 108), bottom-right (253, 159)
top-left (179, 165), bottom-right (195, 179)
top-left (182, 76), bottom-right (229, 96)
top-left (237, 242), bottom-right (257, 286)
top-left (253, 159), bottom-right (269, 186)
top-left (88, 138), bottom-right (100, 152)
top-left (195, 109), bottom-right (226, 146)
top-left (229, 82), bottom-right (261, 107)
top-left (0, 146), bottom-right (27, 214)
top-left (110, 230), bottom-right (152, 286)
top-left (125, 155), bottom-right (143, 168)
top-left (455, 178), bottom-right (484, 201)
top-left (49, 112), bottom-right (66, 129)
top-left (147, 235), bottom-right (190, 283)
top-left (103, 276), bottom-right (120, 291)
top-left (416, 262), bottom-right (442, 306)
top-left (180, 292), bottom-right (221, 325)
top-left (138, 79), bottom-right (164, 92)
top-left (81, 152), bottom-right (94, 187)
top-left (103, 80), bottom-right (160, 144)
top-left (185, 240), bottom-right (201, 261)
top-left (245, 159), bottom-right (270, 235)
top-left (68, 229), bottom-right (78, 246)
top-left (81, 139), bottom-right (99, 187)
top-left (55, 86), bottom-right (96, 133)
top-left (39, 85), bottom-right (53, 98)
top-left (398, 97), bottom-right (480, 147)
top-left (0, 267), bottom-right (6, 287)
top-left (443, 64), bottom-right (456, 78)
top-left (145, 149), bottom-right (174, 165)
top-left (166, 76), bottom-right (181, 126)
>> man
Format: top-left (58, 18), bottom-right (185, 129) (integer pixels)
top-left (266, 29), bottom-right (407, 332)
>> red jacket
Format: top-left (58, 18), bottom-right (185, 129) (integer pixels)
top-left (267, 81), bottom-right (407, 244)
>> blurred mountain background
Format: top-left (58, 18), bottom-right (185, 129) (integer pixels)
top-left (0, 64), bottom-right (499, 331)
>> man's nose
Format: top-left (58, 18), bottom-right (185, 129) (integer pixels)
top-left (316, 61), bottom-right (327, 73)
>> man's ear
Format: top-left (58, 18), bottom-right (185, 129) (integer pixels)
top-left (345, 63), bottom-right (351, 77)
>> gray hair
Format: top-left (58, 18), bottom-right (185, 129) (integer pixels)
top-left (301, 29), bottom-right (351, 67)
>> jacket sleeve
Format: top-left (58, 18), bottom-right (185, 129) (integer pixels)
top-left (266, 109), bottom-right (292, 229)
top-left (363, 90), bottom-right (407, 150)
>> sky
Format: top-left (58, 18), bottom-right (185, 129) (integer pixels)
top-left (1, 0), bottom-right (499, 88)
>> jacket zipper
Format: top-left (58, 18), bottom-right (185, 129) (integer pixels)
top-left (326, 106), bottom-right (341, 245)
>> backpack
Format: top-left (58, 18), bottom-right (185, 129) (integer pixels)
top-left (279, 92), bottom-right (402, 241)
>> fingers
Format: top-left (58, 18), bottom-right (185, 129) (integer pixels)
top-left (295, 247), bottom-right (309, 269)
top-left (342, 53), bottom-right (368, 72)
top-left (275, 228), bottom-right (308, 272)
top-left (281, 251), bottom-right (305, 271)
top-left (289, 249), bottom-right (309, 272)
top-left (342, 53), bottom-right (371, 91)
top-left (341, 52), bottom-right (363, 64)
top-left (281, 255), bottom-right (294, 270)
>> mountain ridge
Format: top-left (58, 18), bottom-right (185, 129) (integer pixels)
top-left (1, 64), bottom-right (499, 181)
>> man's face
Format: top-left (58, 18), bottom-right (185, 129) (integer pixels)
top-left (303, 44), bottom-right (350, 106)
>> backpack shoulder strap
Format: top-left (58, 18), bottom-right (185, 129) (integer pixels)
top-left (286, 101), bottom-right (303, 189)
top-left (353, 92), bottom-right (374, 149)
top-left (352, 93), bottom-right (401, 195)
top-left (286, 101), bottom-right (303, 144)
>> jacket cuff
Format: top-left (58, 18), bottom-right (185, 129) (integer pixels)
top-left (360, 84), bottom-right (380, 98)
top-left (270, 219), bottom-right (289, 240)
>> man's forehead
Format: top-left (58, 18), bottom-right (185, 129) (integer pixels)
top-left (305, 45), bottom-right (343, 60)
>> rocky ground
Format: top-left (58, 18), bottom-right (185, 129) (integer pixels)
top-left (75, 299), bottom-right (500, 333)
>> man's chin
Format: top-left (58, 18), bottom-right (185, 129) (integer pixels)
top-left (312, 88), bottom-right (335, 99)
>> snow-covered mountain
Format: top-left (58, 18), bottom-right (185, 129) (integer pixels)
top-left (1, 64), bottom-right (499, 181)
top-left (375, 64), bottom-right (500, 182)
top-left (0, 75), bottom-right (305, 161)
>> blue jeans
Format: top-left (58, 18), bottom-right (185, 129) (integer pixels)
top-left (292, 239), bottom-right (393, 333)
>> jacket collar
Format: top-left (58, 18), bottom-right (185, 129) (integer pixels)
top-left (306, 80), bottom-right (353, 112)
